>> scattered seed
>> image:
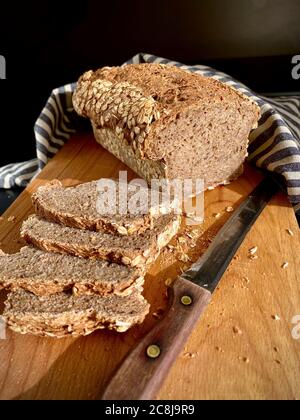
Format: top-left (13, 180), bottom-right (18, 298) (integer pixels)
top-left (249, 255), bottom-right (258, 260)
top-left (7, 216), bottom-right (16, 222)
top-left (286, 229), bottom-right (294, 236)
top-left (183, 352), bottom-right (196, 359)
top-left (281, 262), bottom-right (289, 269)
top-left (213, 213), bottom-right (221, 219)
top-left (275, 359), bottom-right (281, 365)
top-left (167, 245), bottom-right (175, 250)
top-left (249, 246), bottom-right (258, 255)
top-left (165, 278), bottom-right (173, 287)
top-left (272, 314), bottom-right (281, 321)
top-left (226, 206), bottom-right (234, 213)
top-left (117, 226), bottom-right (128, 235)
top-left (273, 347), bottom-right (279, 353)
top-left (73, 286), bottom-right (79, 295)
top-left (178, 254), bottom-right (190, 263)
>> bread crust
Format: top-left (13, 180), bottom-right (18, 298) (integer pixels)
top-left (0, 246), bottom-right (144, 297)
top-left (73, 63), bottom-right (261, 188)
top-left (21, 214), bottom-right (181, 268)
top-left (4, 289), bottom-right (150, 337)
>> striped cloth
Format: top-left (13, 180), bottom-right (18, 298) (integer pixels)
top-left (0, 53), bottom-right (299, 221)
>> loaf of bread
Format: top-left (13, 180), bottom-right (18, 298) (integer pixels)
top-left (0, 246), bottom-right (144, 297)
top-left (21, 213), bottom-right (181, 268)
top-left (3, 289), bottom-right (150, 337)
top-left (73, 63), bottom-right (261, 189)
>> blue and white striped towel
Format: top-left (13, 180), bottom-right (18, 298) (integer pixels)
top-left (0, 53), bottom-right (299, 221)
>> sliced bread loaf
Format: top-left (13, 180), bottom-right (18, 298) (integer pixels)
top-left (21, 214), bottom-right (181, 268)
top-left (0, 246), bottom-right (144, 297)
top-left (32, 179), bottom-right (177, 236)
top-left (73, 63), bottom-right (261, 188)
top-left (3, 289), bottom-right (150, 337)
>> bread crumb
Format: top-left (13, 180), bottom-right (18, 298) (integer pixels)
top-left (281, 262), bottom-right (289, 269)
top-left (233, 326), bottom-right (242, 335)
top-left (7, 216), bottom-right (16, 222)
top-left (286, 229), bottom-right (294, 236)
top-left (272, 314), bottom-right (281, 321)
top-left (249, 255), bottom-right (258, 261)
top-left (226, 206), bottom-right (234, 213)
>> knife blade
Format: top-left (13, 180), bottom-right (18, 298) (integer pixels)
top-left (101, 176), bottom-right (280, 401)
top-left (182, 175), bottom-right (280, 292)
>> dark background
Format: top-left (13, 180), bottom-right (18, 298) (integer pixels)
top-left (0, 0), bottom-right (299, 166)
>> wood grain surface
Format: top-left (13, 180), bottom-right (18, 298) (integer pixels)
top-left (0, 133), bottom-right (299, 400)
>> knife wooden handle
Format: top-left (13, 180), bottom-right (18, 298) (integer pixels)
top-left (101, 277), bottom-right (211, 400)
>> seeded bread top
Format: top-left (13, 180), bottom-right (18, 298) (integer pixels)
top-left (73, 63), bottom-right (260, 160)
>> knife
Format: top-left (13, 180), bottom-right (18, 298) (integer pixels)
top-left (101, 176), bottom-right (280, 400)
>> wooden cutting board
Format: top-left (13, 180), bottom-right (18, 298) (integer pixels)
top-left (0, 133), bottom-right (299, 400)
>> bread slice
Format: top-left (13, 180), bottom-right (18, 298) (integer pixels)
top-left (21, 214), bottom-right (181, 268)
top-left (73, 63), bottom-right (261, 189)
top-left (3, 289), bottom-right (150, 337)
top-left (32, 179), bottom-right (177, 236)
top-left (0, 246), bottom-right (144, 297)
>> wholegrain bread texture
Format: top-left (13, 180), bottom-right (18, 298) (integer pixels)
top-left (32, 179), bottom-right (176, 236)
top-left (73, 63), bottom-right (261, 188)
top-left (0, 246), bottom-right (144, 297)
top-left (21, 214), bottom-right (181, 268)
top-left (3, 289), bottom-right (150, 337)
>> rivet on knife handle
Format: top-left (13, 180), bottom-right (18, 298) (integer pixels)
top-left (101, 277), bottom-right (211, 400)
